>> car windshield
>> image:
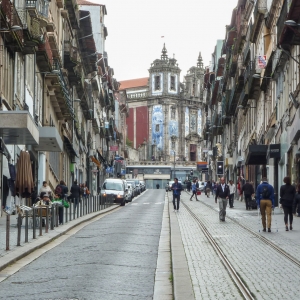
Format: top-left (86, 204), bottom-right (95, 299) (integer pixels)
top-left (103, 182), bottom-right (123, 191)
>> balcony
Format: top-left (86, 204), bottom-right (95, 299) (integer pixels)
top-left (80, 83), bottom-right (93, 120)
top-left (36, 33), bottom-right (53, 72)
top-left (46, 64), bottom-right (74, 120)
top-left (0, 0), bottom-right (24, 52)
top-left (26, 0), bottom-right (49, 25)
top-left (250, 0), bottom-right (266, 43)
top-left (64, 41), bottom-right (80, 85)
top-left (278, 0), bottom-right (300, 48)
top-left (109, 118), bottom-right (115, 135)
top-left (91, 109), bottom-right (100, 134)
top-left (65, 0), bottom-right (80, 29)
top-left (16, 9), bottom-right (41, 54)
top-left (48, 32), bottom-right (62, 66)
top-left (244, 61), bottom-right (261, 100)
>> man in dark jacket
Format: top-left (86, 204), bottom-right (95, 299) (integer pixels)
top-left (70, 180), bottom-right (81, 213)
top-left (256, 177), bottom-right (274, 232)
top-left (171, 178), bottom-right (183, 212)
top-left (215, 177), bottom-right (230, 221)
top-left (242, 180), bottom-right (255, 210)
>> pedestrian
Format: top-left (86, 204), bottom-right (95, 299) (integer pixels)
top-left (171, 178), bottom-right (183, 212)
top-left (190, 180), bottom-right (199, 201)
top-left (196, 179), bottom-right (200, 189)
top-left (242, 180), bottom-right (254, 210)
top-left (206, 180), bottom-right (212, 198)
top-left (293, 183), bottom-right (300, 217)
top-left (256, 177), bottom-right (275, 232)
top-left (228, 180), bottom-right (236, 208)
top-left (54, 180), bottom-right (68, 224)
top-left (70, 180), bottom-right (81, 213)
top-left (187, 180), bottom-right (191, 192)
top-left (156, 183), bottom-right (160, 189)
top-left (211, 181), bottom-right (215, 196)
top-left (39, 181), bottom-right (52, 199)
top-left (280, 176), bottom-right (296, 231)
top-left (82, 183), bottom-right (90, 198)
top-left (215, 177), bottom-right (230, 221)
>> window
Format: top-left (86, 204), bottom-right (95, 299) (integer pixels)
top-left (170, 75), bottom-right (176, 90)
top-left (171, 141), bottom-right (175, 150)
top-left (155, 124), bottom-right (160, 132)
top-left (155, 76), bottom-right (160, 90)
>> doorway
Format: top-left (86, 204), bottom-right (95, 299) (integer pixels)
top-left (190, 144), bottom-right (196, 161)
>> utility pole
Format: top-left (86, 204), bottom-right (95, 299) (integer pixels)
top-left (173, 150), bottom-right (176, 178)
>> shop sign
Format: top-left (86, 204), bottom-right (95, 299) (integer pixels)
top-left (267, 144), bottom-right (281, 159)
top-left (110, 145), bottom-right (118, 151)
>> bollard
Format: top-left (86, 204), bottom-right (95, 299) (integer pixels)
top-left (65, 202), bottom-right (68, 223)
top-left (45, 206), bottom-right (49, 233)
top-left (61, 205), bottom-right (64, 225)
top-left (33, 207), bottom-right (36, 239)
top-left (6, 214), bottom-right (10, 251)
top-left (39, 208), bottom-right (43, 236)
top-left (51, 205), bottom-right (55, 230)
top-left (70, 200), bottom-right (72, 221)
top-left (25, 210), bottom-right (29, 243)
top-left (17, 213), bottom-right (22, 246)
top-left (77, 200), bottom-right (79, 219)
top-left (55, 206), bottom-right (59, 227)
top-left (80, 198), bottom-right (83, 217)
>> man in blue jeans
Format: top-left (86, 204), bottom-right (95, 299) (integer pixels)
top-left (171, 178), bottom-right (183, 212)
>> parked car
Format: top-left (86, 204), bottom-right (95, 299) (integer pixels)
top-left (125, 183), bottom-right (134, 202)
top-left (101, 179), bottom-right (127, 206)
top-left (198, 182), bottom-right (205, 191)
top-left (127, 180), bottom-right (140, 195)
top-left (139, 180), bottom-right (146, 192)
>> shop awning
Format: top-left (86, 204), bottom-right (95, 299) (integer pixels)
top-left (35, 126), bottom-right (63, 152)
top-left (90, 156), bottom-right (101, 168)
top-left (144, 174), bottom-right (171, 180)
top-left (0, 111), bottom-right (39, 145)
top-left (245, 145), bottom-right (268, 165)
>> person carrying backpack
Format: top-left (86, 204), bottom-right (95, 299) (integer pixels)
top-left (256, 177), bottom-right (275, 232)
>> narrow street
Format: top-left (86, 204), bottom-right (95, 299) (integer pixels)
top-left (0, 190), bottom-right (166, 300)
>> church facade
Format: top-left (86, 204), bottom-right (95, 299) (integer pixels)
top-left (120, 45), bottom-right (205, 164)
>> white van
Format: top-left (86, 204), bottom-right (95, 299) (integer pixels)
top-left (101, 178), bottom-right (127, 206)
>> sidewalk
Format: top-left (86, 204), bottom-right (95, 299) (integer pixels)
top-left (169, 191), bottom-right (300, 300)
top-left (0, 205), bottom-right (119, 271)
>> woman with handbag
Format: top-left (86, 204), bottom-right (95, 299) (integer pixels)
top-left (280, 176), bottom-right (296, 231)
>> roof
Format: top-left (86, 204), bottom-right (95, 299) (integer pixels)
top-left (78, 0), bottom-right (107, 14)
top-left (119, 77), bottom-right (149, 89)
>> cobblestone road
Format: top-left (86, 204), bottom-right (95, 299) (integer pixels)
top-left (175, 192), bottom-right (300, 300)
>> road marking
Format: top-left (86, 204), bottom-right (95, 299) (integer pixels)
top-left (155, 202), bottom-right (163, 204)
top-left (143, 203), bottom-right (150, 205)
top-left (131, 203), bottom-right (139, 205)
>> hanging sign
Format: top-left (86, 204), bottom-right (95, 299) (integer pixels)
top-left (257, 55), bottom-right (267, 69)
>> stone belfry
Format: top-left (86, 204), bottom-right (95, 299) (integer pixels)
top-left (148, 44), bottom-right (182, 161)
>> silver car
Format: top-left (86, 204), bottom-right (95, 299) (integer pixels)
top-left (101, 179), bottom-right (127, 206)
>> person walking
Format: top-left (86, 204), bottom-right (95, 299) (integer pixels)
top-left (215, 177), bottom-right (230, 221)
top-left (70, 180), bottom-right (81, 213)
top-left (171, 178), bottom-right (183, 212)
top-left (187, 180), bottom-right (191, 192)
top-left (156, 183), bottom-right (160, 189)
top-left (190, 180), bottom-right (199, 201)
top-left (293, 183), bottom-right (300, 217)
top-left (242, 180), bottom-right (255, 210)
top-left (280, 176), bottom-right (296, 231)
top-left (54, 180), bottom-right (69, 225)
top-left (228, 180), bottom-right (236, 208)
top-left (206, 181), bottom-right (212, 198)
top-left (256, 177), bottom-right (275, 232)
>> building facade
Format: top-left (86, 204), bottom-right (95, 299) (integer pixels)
top-left (203, 0), bottom-right (300, 205)
top-left (0, 0), bottom-right (128, 215)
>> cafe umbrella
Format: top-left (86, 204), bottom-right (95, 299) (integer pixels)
top-left (15, 150), bottom-right (34, 205)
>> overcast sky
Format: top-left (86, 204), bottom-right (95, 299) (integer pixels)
top-left (92, 0), bottom-right (238, 81)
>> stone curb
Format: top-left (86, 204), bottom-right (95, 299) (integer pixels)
top-left (168, 193), bottom-right (195, 300)
top-left (0, 205), bottom-right (119, 272)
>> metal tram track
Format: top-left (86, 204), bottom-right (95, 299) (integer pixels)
top-left (181, 200), bottom-right (255, 300)
top-left (185, 193), bottom-right (300, 269)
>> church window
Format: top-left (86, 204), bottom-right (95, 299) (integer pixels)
top-left (155, 76), bottom-right (160, 90)
top-left (192, 83), bottom-right (195, 96)
top-left (171, 107), bottom-right (176, 119)
top-left (170, 75), bottom-right (176, 91)
top-left (155, 124), bottom-right (160, 132)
